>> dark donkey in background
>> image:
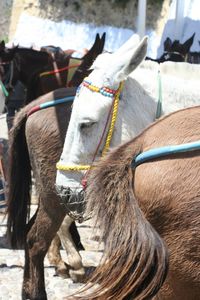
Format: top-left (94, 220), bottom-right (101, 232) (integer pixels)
top-left (0, 33), bottom-right (105, 127)
top-left (0, 33), bottom-right (106, 102)
top-left (146, 33), bottom-right (200, 63)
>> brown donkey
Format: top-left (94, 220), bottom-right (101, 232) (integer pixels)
top-left (78, 105), bottom-right (200, 300)
top-left (6, 87), bottom-right (88, 299)
top-left (5, 34), bottom-right (106, 300)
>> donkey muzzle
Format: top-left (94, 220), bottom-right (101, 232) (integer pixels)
top-left (56, 185), bottom-right (86, 222)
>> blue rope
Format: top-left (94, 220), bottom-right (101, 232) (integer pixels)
top-left (40, 96), bottom-right (75, 109)
top-left (0, 79), bottom-right (9, 97)
top-left (131, 140), bottom-right (200, 169)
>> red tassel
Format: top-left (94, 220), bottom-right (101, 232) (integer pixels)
top-left (81, 178), bottom-right (87, 189)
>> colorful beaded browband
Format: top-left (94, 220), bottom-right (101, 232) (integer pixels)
top-left (83, 79), bottom-right (117, 97)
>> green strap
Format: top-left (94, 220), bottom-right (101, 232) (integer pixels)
top-left (0, 80), bottom-right (9, 97)
top-left (155, 70), bottom-right (162, 119)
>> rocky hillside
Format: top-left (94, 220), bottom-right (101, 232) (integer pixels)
top-left (1, 0), bottom-right (170, 41)
top-left (0, 0), bottom-right (13, 41)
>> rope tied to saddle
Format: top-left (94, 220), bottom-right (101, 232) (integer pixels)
top-left (27, 95), bottom-right (75, 117)
top-left (39, 57), bottom-right (81, 88)
top-left (132, 140), bottom-right (200, 169)
top-left (39, 63), bottom-right (81, 78)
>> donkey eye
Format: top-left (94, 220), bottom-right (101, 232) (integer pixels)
top-left (79, 122), bottom-right (96, 130)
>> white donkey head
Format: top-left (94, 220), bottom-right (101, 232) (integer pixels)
top-left (56, 35), bottom-right (155, 220)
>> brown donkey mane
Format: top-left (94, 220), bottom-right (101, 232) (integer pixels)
top-left (72, 105), bottom-right (200, 299)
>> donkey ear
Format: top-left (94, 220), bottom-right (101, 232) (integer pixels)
top-left (164, 37), bottom-right (172, 51)
top-left (84, 33), bottom-right (100, 58)
top-left (183, 33), bottom-right (195, 53)
top-left (99, 32), bottom-right (106, 52)
top-left (113, 34), bottom-right (140, 57)
top-left (94, 32), bottom-right (106, 56)
top-left (111, 36), bottom-right (148, 82)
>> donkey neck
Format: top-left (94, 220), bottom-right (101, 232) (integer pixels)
top-left (111, 76), bottom-right (157, 147)
top-left (15, 48), bottom-right (50, 85)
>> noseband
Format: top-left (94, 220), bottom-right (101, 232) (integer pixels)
top-left (56, 79), bottom-right (123, 176)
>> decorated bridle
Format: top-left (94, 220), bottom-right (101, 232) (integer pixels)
top-left (56, 78), bottom-right (124, 187)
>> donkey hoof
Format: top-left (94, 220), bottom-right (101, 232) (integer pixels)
top-left (54, 262), bottom-right (70, 278)
top-left (69, 267), bottom-right (86, 283)
top-left (55, 268), bottom-right (70, 279)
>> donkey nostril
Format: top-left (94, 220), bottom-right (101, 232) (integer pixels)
top-left (81, 178), bottom-right (87, 189)
top-left (64, 187), bottom-right (72, 196)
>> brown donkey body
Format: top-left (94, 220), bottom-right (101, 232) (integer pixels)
top-left (82, 105), bottom-right (200, 300)
top-left (7, 88), bottom-right (87, 299)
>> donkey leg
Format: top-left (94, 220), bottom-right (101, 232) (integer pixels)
top-left (22, 202), bottom-right (65, 300)
top-left (58, 215), bottom-right (85, 282)
top-left (47, 233), bottom-right (61, 266)
top-left (22, 210), bottom-right (38, 300)
top-left (48, 219), bottom-right (85, 279)
top-left (47, 233), bottom-right (70, 278)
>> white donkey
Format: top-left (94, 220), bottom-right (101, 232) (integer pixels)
top-left (56, 35), bottom-right (200, 191)
top-left (56, 35), bottom-right (200, 281)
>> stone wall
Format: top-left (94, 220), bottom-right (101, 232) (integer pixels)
top-left (0, 0), bottom-right (13, 41)
top-left (0, 0), bottom-right (171, 41)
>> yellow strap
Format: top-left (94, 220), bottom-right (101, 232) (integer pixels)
top-left (39, 70), bottom-right (51, 77)
top-left (56, 163), bottom-right (90, 171)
